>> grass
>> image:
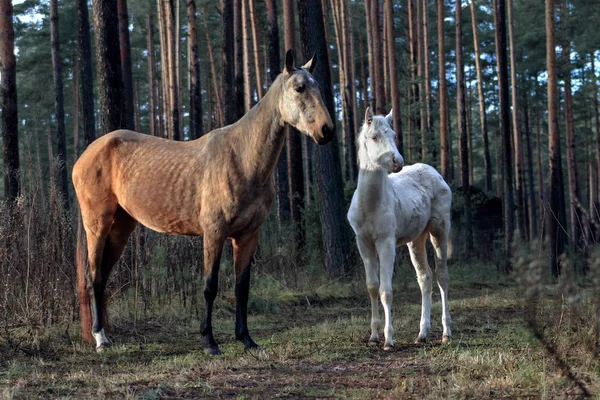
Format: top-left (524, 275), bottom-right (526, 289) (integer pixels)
top-left (1, 259), bottom-right (599, 399)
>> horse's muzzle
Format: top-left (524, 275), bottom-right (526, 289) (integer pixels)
top-left (315, 123), bottom-right (334, 145)
top-left (390, 159), bottom-right (403, 173)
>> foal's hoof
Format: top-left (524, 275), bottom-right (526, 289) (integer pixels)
top-left (414, 337), bottom-right (427, 345)
top-left (367, 339), bottom-right (379, 347)
top-left (441, 336), bottom-right (451, 344)
top-left (383, 344), bottom-right (395, 351)
top-left (204, 346), bottom-right (221, 356)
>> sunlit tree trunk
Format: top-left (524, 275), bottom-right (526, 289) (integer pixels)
top-left (249, 0), bottom-right (264, 100)
top-left (470, 0), bottom-right (492, 192)
top-left (370, 0), bottom-right (385, 115)
top-left (146, 10), bottom-right (157, 137)
top-left (422, 0), bottom-right (432, 158)
top-left (438, 0), bottom-right (449, 181)
top-left (242, 0), bottom-right (252, 112)
top-left (385, 0), bottom-right (403, 154)
top-left (187, 0), bottom-right (203, 139)
top-left (365, 0), bottom-right (374, 109)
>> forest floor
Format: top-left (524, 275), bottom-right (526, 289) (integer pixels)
top-left (1, 260), bottom-right (599, 399)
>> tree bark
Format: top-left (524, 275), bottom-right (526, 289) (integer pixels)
top-left (146, 10), bottom-right (157, 137)
top-left (365, 0), bottom-right (374, 109)
top-left (494, 0), bottom-right (515, 272)
top-left (470, 0), bottom-right (492, 191)
top-left (242, 0), bottom-right (252, 112)
top-left (298, 0), bottom-right (350, 278)
top-left (456, 0), bottom-right (472, 253)
top-left (0, 0), bottom-right (19, 201)
top-left (370, 0), bottom-right (385, 115)
top-left (249, 0), bottom-right (264, 100)
top-left (233, 0), bottom-right (244, 120)
top-left (283, 0), bottom-right (306, 248)
top-left (164, 0), bottom-right (180, 140)
top-left (50, 0), bottom-right (69, 208)
top-left (385, 0), bottom-right (403, 154)
top-left (422, 0), bottom-right (432, 155)
top-left (118, 0), bottom-right (135, 130)
top-left (266, 0), bottom-right (291, 222)
top-left (221, 0), bottom-right (236, 125)
top-left (592, 53), bottom-right (600, 225)
top-left (187, 0), bottom-right (203, 139)
top-left (523, 80), bottom-right (538, 240)
top-left (77, 0), bottom-right (96, 147)
top-left (545, 0), bottom-right (565, 276)
top-left (202, 13), bottom-right (224, 127)
top-left (438, 0), bottom-right (449, 181)
top-left (93, 0), bottom-right (124, 134)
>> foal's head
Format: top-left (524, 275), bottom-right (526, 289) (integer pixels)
top-left (357, 108), bottom-right (404, 173)
top-left (279, 50), bottom-right (334, 145)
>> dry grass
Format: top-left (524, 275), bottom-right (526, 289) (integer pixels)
top-left (1, 257), bottom-right (599, 399)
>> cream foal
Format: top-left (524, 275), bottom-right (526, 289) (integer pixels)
top-left (347, 108), bottom-right (452, 350)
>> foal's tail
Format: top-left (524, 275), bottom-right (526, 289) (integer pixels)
top-left (76, 212), bottom-right (94, 344)
top-left (447, 230), bottom-right (454, 260)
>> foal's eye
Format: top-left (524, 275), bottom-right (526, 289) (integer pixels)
top-left (372, 136), bottom-right (379, 142)
top-left (295, 85), bottom-right (305, 93)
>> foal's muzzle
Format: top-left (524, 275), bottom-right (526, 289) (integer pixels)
top-left (390, 156), bottom-right (403, 173)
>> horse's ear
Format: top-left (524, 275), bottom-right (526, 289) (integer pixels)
top-left (365, 107), bottom-right (373, 125)
top-left (285, 49), bottom-right (295, 74)
top-left (301, 53), bottom-right (317, 74)
top-left (385, 109), bottom-right (393, 127)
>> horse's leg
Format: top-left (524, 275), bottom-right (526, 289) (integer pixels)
top-left (92, 206), bottom-right (137, 351)
top-left (408, 231), bottom-right (433, 344)
top-left (429, 225), bottom-right (452, 343)
top-left (200, 234), bottom-right (225, 355)
top-left (232, 232), bottom-right (260, 350)
top-left (356, 236), bottom-right (380, 344)
top-left (375, 237), bottom-right (396, 351)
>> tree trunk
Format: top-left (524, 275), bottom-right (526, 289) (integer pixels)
top-left (118, 0), bottom-right (135, 130)
top-left (50, 0), bottom-right (69, 208)
top-left (438, 0), bottom-right (449, 181)
top-left (298, 0), bottom-right (350, 278)
top-left (242, 0), bottom-right (252, 112)
top-left (266, 0), bottom-right (291, 223)
top-left (470, 0), bottom-right (492, 192)
top-left (507, 0), bottom-right (526, 239)
top-left (203, 13), bottom-right (224, 127)
top-left (249, 0), bottom-right (264, 100)
top-left (535, 83), bottom-right (544, 237)
top-left (164, 0), bottom-right (180, 140)
top-left (73, 54), bottom-right (80, 160)
top-left (523, 81), bottom-right (538, 240)
top-left (221, 0), bottom-right (236, 125)
top-left (370, 0), bottom-right (385, 115)
top-left (233, 0), bottom-right (244, 120)
top-left (342, 0), bottom-right (357, 180)
top-left (592, 53), bottom-right (600, 225)
top-left (494, 0), bottom-right (515, 272)
top-left (77, 0), bottom-right (96, 147)
top-left (146, 10), bottom-right (156, 137)
top-left (385, 0), bottom-right (403, 154)
top-left (456, 0), bottom-right (472, 253)
top-left (422, 0), bottom-right (432, 156)
top-left (0, 0), bottom-right (19, 201)
top-left (92, 0), bottom-right (124, 134)
top-left (545, 0), bottom-right (565, 276)
top-left (283, 0), bottom-right (306, 248)
top-left (365, 0), bottom-right (374, 109)
top-left (187, 0), bottom-right (203, 139)
top-left (157, 0), bottom-right (169, 138)
top-left (359, 32), bottom-right (368, 110)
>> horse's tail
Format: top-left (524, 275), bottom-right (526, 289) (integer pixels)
top-left (76, 212), bottom-right (94, 343)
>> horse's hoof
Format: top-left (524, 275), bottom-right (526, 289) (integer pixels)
top-left (383, 344), bottom-right (395, 351)
top-left (441, 336), bottom-right (451, 344)
top-left (367, 339), bottom-right (379, 347)
top-left (414, 337), bottom-right (427, 345)
top-left (204, 346), bottom-right (221, 356)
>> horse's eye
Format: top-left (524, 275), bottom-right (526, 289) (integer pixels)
top-left (372, 136), bottom-right (379, 142)
top-left (295, 85), bottom-right (305, 93)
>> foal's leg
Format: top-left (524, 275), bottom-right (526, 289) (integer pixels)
top-left (232, 232), bottom-right (260, 350)
top-left (375, 238), bottom-right (396, 351)
top-left (356, 236), bottom-right (380, 344)
top-left (429, 228), bottom-right (452, 343)
top-left (407, 231), bottom-right (433, 343)
top-left (92, 206), bottom-right (137, 351)
top-left (200, 234), bottom-right (225, 355)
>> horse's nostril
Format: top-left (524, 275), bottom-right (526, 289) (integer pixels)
top-left (321, 124), bottom-right (334, 141)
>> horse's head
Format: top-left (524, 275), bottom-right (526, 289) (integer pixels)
top-left (279, 50), bottom-right (334, 145)
top-left (357, 108), bottom-right (404, 173)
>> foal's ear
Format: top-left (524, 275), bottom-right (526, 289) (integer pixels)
top-left (385, 109), bottom-right (394, 127)
top-left (365, 107), bottom-right (373, 125)
top-left (301, 53), bottom-right (317, 74)
top-left (285, 49), bottom-right (295, 74)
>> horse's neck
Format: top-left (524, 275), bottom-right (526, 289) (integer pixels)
top-left (229, 80), bottom-right (286, 184)
top-left (356, 169), bottom-right (390, 207)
